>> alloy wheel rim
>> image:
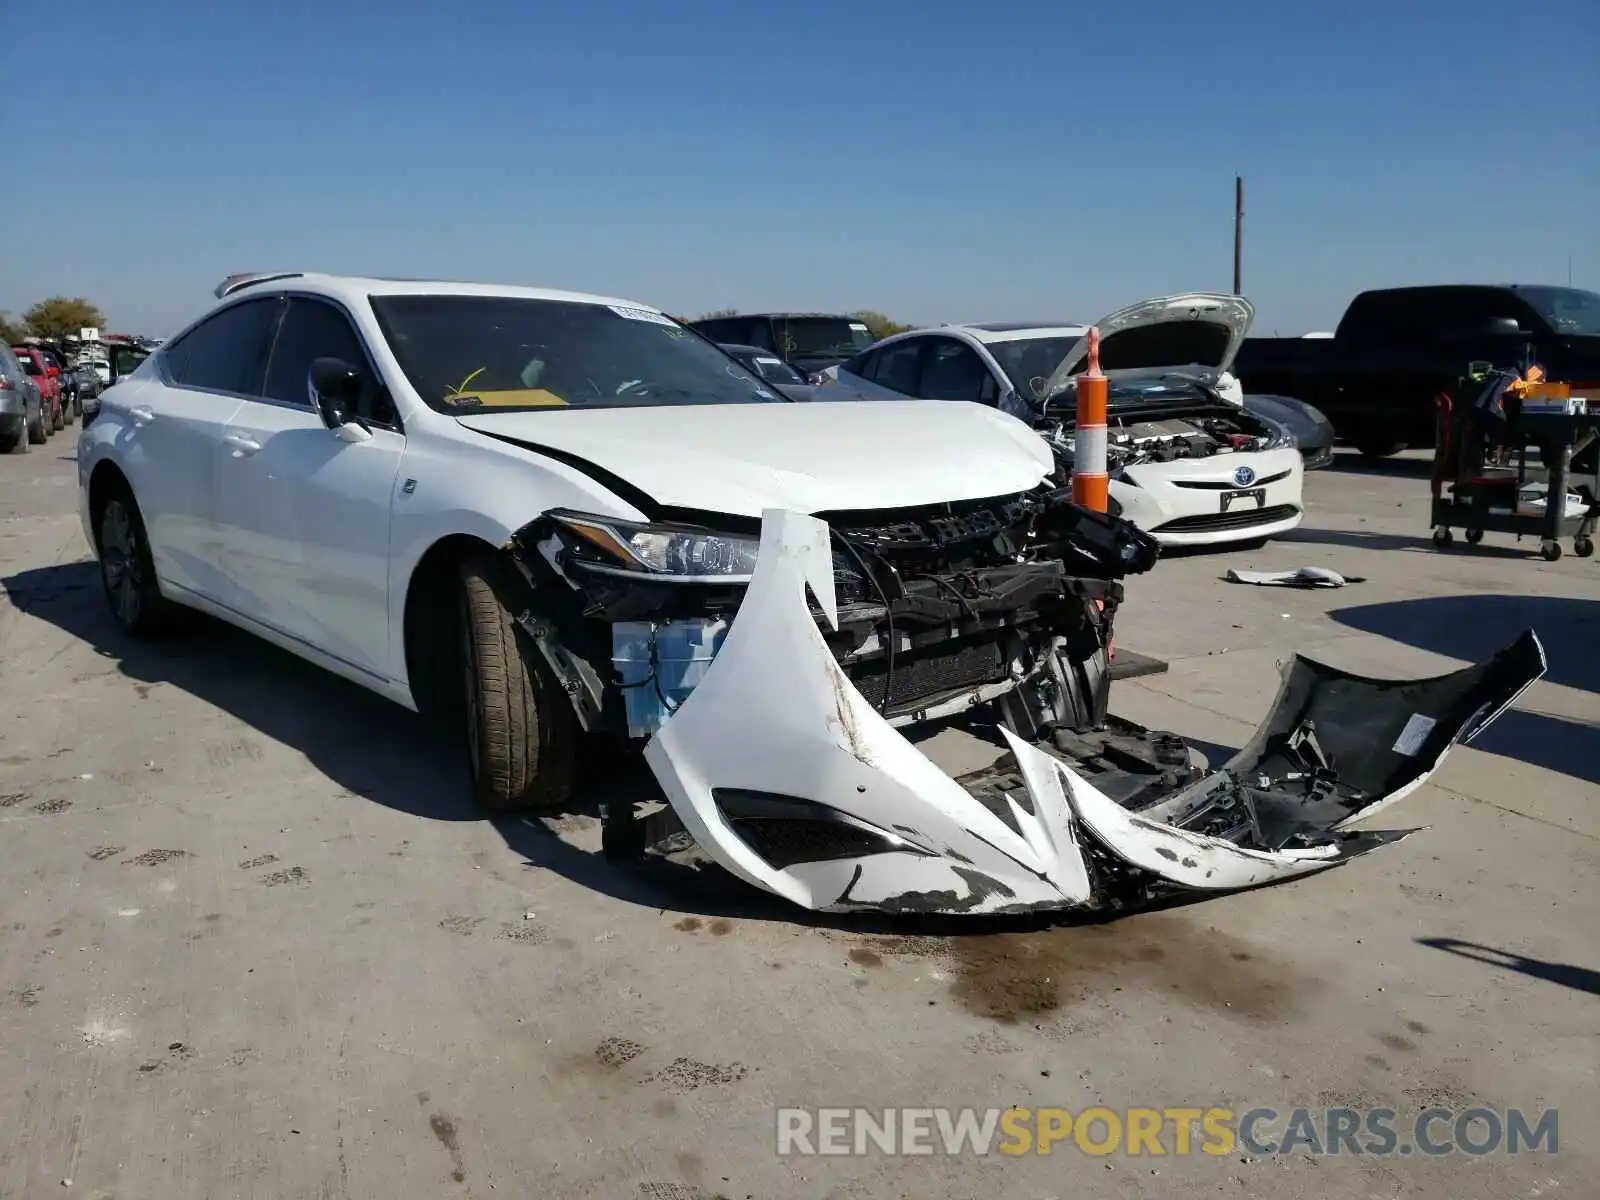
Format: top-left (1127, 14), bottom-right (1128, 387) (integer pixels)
top-left (101, 503), bottom-right (142, 626)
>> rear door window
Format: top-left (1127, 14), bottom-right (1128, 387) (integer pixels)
top-left (916, 337), bottom-right (991, 402)
top-left (867, 339), bottom-right (924, 395)
top-left (163, 298), bottom-right (280, 395)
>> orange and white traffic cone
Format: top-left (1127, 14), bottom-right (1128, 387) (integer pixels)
top-left (1072, 327), bottom-right (1109, 513)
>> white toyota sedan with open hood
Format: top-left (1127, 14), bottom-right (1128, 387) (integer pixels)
top-left (75, 273), bottom-right (1542, 919)
top-left (828, 294), bottom-right (1306, 547)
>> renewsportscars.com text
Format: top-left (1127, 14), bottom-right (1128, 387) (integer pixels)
top-left (775, 1105), bottom-right (1559, 1158)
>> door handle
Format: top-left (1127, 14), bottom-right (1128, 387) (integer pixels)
top-left (223, 432), bottom-right (262, 456)
top-left (129, 406), bottom-right (155, 426)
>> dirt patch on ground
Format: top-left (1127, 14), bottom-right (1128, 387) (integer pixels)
top-left (859, 911), bottom-right (1313, 1025)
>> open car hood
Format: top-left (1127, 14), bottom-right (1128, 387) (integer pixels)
top-left (457, 399), bottom-right (1053, 517)
top-left (1041, 293), bottom-right (1255, 402)
top-left (637, 509), bottom-right (1546, 916)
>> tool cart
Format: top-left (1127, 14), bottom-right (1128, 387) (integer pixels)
top-left (1429, 367), bottom-right (1597, 561)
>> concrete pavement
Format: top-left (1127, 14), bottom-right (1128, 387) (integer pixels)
top-left (1, 441), bottom-right (1594, 1199)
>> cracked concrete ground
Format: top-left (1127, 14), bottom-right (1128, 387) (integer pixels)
top-left (1, 440), bottom-right (1594, 1199)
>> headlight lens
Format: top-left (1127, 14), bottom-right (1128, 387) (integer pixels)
top-left (555, 512), bottom-right (760, 580)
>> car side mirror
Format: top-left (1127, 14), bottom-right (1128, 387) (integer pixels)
top-left (309, 356), bottom-right (363, 431)
top-left (1481, 317), bottom-right (1524, 337)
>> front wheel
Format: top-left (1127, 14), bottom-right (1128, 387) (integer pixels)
top-left (458, 557), bottom-right (575, 812)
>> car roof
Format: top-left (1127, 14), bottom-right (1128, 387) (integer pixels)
top-left (950, 322), bottom-right (1088, 344)
top-left (962, 320), bottom-right (1085, 334)
top-left (213, 271), bottom-right (663, 313)
top-left (693, 312), bottom-right (860, 321)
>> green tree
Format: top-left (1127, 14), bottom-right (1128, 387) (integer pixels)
top-left (23, 297), bottom-right (107, 341)
top-left (0, 311), bottom-right (25, 344)
top-left (851, 310), bottom-right (914, 340)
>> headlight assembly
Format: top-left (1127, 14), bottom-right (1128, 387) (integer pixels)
top-left (553, 511), bottom-right (760, 581)
top-left (1259, 417), bottom-right (1298, 450)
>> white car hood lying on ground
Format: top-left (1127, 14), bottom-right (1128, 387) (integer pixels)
top-left (457, 399), bottom-right (1053, 516)
top-left (1041, 292), bottom-right (1255, 406)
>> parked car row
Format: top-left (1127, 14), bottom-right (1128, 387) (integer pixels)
top-left (1, 344), bottom-right (79, 452)
top-left (73, 270), bottom-right (1540, 919)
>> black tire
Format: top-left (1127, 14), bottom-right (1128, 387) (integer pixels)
top-left (50, 402), bottom-right (63, 433)
top-left (27, 408), bottom-right (47, 445)
top-left (1357, 442), bottom-right (1406, 458)
top-left (0, 425), bottom-right (22, 454)
top-left (457, 556), bottom-right (575, 812)
top-left (1540, 542), bottom-right (1562, 563)
top-left (63, 399), bottom-right (76, 425)
top-left (1574, 537), bottom-right (1594, 559)
top-left (95, 483), bottom-right (178, 636)
top-left (1432, 527), bottom-right (1453, 549)
top-left (1464, 527), bottom-right (1483, 544)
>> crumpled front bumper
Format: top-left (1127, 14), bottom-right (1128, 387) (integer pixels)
top-left (641, 510), bottom-right (1547, 916)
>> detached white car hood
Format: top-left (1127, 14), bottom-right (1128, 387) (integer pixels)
top-left (458, 400), bottom-right (1053, 516)
top-left (1042, 292), bottom-right (1255, 402)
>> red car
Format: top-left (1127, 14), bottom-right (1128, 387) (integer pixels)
top-left (10, 347), bottom-right (64, 432)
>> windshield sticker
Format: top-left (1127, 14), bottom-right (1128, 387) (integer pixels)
top-left (849, 322), bottom-right (870, 332)
top-left (754, 388), bottom-right (777, 399)
top-left (609, 305), bottom-right (680, 328)
top-left (755, 357), bottom-right (784, 369)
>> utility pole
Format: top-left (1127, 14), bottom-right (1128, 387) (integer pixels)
top-left (1233, 176), bottom-right (1244, 295)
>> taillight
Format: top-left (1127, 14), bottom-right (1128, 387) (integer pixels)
top-left (0, 372), bottom-right (14, 391)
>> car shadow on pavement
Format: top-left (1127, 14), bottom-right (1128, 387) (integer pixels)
top-left (1331, 592), bottom-right (1598, 785)
top-left (1326, 450), bottom-right (1433, 479)
top-left (4, 559), bottom-right (1138, 931)
top-left (1416, 937), bottom-right (1600, 997)
top-left (1330, 593), bottom-right (1598, 691)
top-left (1276, 527), bottom-right (1535, 559)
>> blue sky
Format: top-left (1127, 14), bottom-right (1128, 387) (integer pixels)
top-left (4, 0), bottom-right (1596, 336)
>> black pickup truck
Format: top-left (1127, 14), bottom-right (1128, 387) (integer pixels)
top-left (1232, 284), bottom-right (1600, 456)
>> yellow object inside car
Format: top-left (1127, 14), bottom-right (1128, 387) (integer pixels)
top-left (448, 388), bottom-right (569, 408)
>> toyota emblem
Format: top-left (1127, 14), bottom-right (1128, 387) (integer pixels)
top-left (1234, 465), bottom-right (1256, 487)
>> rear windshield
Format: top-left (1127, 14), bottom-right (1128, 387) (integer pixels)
top-left (777, 318), bottom-right (875, 359)
top-left (370, 295), bottom-right (785, 413)
top-left (12, 351), bottom-right (42, 374)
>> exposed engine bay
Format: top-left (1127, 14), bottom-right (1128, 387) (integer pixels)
top-left (1041, 395), bottom-right (1290, 472)
top-left (507, 485), bottom-right (1161, 743)
top-left (498, 492), bottom-right (1544, 917)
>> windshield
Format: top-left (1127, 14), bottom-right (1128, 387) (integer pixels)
top-left (13, 352), bottom-right (42, 375)
top-left (371, 296), bottom-right (786, 413)
top-left (741, 352), bottom-right (808, 386)
top-left (1517, 286), bottom-right (1600, 336)
top-left (985, 336), bottom-right (1081, 400)
top-left (777, 318), bottom-right (875, 360)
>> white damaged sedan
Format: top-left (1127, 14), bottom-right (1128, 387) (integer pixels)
top-left (77, 273), bottom-right (1544, 917)
top-left (829, 294), bottom-right (1307, 547)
